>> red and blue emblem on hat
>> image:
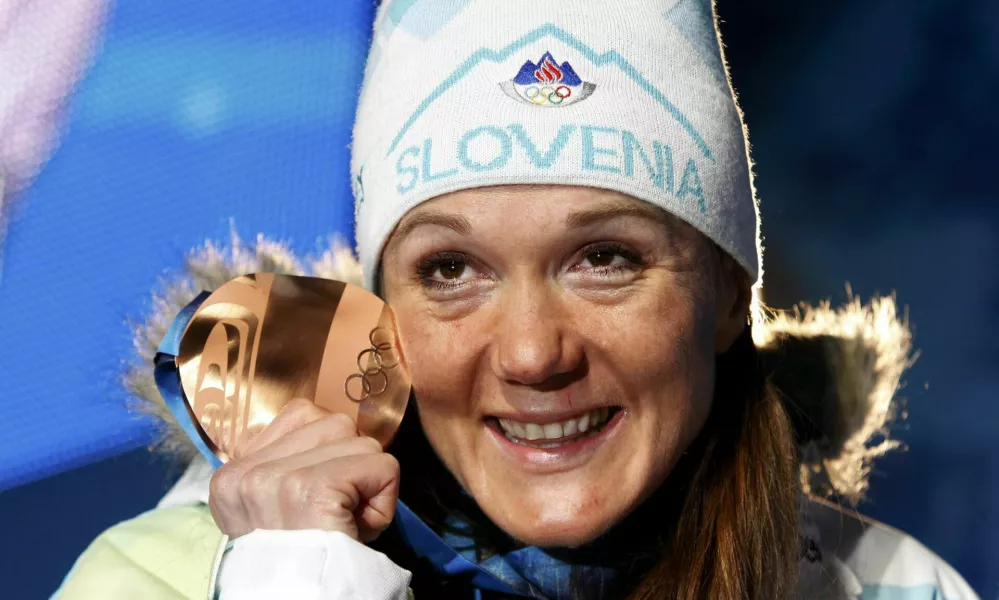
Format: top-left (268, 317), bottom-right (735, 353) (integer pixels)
top-left (500, 51), bottom-right (596, 107)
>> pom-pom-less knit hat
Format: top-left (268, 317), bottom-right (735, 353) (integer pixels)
top-left (352, 0), bottom-right (760, 292)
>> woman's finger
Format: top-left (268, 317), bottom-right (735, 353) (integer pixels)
top-left (252, 435), bottom-right (383, 475)
top-left (210, 404), bottom-right (354, 536)
top-left (236, 398), bottom-right (334, 457)
top-left (235, 411), bottom-right (360, 473)
top-left (281, 452), bottom-right (401, 539)
top-left (348, 453), bottom-right (401, 542)
top-left (213, 435), bottom-right (384, 538)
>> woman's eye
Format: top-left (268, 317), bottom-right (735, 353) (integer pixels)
top-left (436, 260), bottom-right (469, 280)
top-left (417, 252), bottom-right (480, 289)
top-left (582, 249), bottom-right (621, 268)
top-left (579, 246), bottom-right (637, 270)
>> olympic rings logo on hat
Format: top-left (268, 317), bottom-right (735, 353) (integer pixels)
top-left (499, 50), bottom-right (596, 108)
top-left (524, 85), bottom-right (572, 105)
top-left (344, 327), bottom-right (400, 403)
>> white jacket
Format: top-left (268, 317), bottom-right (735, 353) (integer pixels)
top-left (151, 458), bottom-right (979, 600)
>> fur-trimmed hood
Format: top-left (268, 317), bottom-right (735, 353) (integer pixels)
top-left (125, 233), bottom-right (912, 505)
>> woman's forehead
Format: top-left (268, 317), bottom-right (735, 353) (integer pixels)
top-left (391, 185), bottom-right (679, 239)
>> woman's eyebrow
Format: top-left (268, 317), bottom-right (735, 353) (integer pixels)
top-left (565, 203), bottom-right (671, 229)
top-left (391, 212), bottom-right (473, 244)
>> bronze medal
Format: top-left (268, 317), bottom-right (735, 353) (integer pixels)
top-left (171, 273), bottom-right (410, 462)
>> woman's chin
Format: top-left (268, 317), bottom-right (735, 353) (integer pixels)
top-left (487, 503), bottom-right (624, 549)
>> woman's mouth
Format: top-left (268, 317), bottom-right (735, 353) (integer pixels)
top-left (483, 407), bottom-right (625, 473)
top-left (487, 407), bottom-right (621, 449)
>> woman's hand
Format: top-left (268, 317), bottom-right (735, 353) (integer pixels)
top-left (208, 399), bottom-right (401, 543)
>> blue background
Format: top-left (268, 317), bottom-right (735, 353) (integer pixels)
top-left (0, 0), bottom-right (996, 597)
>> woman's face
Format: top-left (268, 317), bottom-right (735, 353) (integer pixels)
top-left (381, 185), bottom-right (747, 547)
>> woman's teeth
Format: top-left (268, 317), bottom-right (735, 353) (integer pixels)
top-left (497, 408), bottom-right (613, 446)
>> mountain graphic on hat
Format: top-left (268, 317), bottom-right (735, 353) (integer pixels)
top-left (500, 51), bottom-right (596, 107)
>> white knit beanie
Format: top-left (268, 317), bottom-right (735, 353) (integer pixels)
top-left (352, 0), bottom-right (761, 292)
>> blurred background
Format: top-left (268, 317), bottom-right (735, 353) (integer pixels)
top-left (0, 0), bottom-right (995, 597)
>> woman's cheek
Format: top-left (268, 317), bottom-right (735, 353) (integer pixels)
top-left (400, 316), bottom-right (478, 416)
top-left (617, 280), bottom-right (716, 417)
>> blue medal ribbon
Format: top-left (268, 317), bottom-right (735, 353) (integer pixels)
top-left (153, 291), bottom-right (223, 469)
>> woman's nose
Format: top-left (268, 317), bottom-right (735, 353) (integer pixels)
top-left (491, 282), bottom-right (583, 386)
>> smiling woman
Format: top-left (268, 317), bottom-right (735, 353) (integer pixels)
top-left (371, 184), bottom-right (801, 598)
top-left (380, 186), bottom-right (745, 554)
top-left (54, 1), bottom-right (979, 599)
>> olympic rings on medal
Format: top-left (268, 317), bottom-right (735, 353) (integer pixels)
top-left (369, 327), bottom-right (400, 368)
top-left (352, 368), bottom-right (387, 396)
top-left (356, 349), bottom-right (381, 375)
top-left (521, 84), bottom-right (573, 105)
top-left (345, 373), bottom-right (370, 400)
top-left (345, 327), bottom-right (401, 403)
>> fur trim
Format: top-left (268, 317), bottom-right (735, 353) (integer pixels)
top-left (756, 289), bottom-right (913, 504)
top-left (125, 234), bottom-right (913, 503)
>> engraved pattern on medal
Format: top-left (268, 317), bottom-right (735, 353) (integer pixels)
top-left (187, 278), bottom-right (268, 459)
top-left (195, 321), bottom-right (251, 454)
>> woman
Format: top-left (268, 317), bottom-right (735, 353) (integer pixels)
top-left (56, 1), bottom-right (978, 598)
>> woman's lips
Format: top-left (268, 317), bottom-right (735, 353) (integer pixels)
top-left (485, 408), bottom-right (625, 473)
